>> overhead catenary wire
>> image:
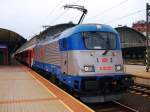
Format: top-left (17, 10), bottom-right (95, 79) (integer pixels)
top-left (48, 0), bottom-right (65, 17)
top-left (50, 0), bottom-right (81, 24)
top-left (88, 0), bottom-right (129, 19)
top-left (41, 0), bottom-right (65, 29)
top-left (73, 0), bottom-right (80, 4)
top-left (50, 10), bottom-right (68, 24)
top-left (106, 8), bottom-right (145, 23)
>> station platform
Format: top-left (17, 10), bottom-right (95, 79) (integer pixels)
top-left (0, 65), bottom-right (94, 112)
top-left (125, 65), bottom-right (150, 79)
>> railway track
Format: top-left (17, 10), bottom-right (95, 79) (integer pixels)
top-left (129, 83), bottom-right (150, 97)
top-left (36, 69), bottom-right (141, 112)
top-left (89, 100), bottom-right (139, 112)
top-left (38, 70), bottom-right (143, 112)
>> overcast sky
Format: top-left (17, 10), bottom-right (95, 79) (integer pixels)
top-left (0, 0), bottom-right (149, 39)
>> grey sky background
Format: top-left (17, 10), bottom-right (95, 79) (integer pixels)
top-left (0, 0), bottom-right (149, 39)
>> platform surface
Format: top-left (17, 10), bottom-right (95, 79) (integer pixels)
top-left (125, 65), bottom-right (150, 79)
top-left (0, 65), bottom-right (94, 112)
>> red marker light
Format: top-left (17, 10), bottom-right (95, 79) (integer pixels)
top-left (98, 66), bottom-right (112, 70)
top-left (100, 58), bottom-right (109, 62)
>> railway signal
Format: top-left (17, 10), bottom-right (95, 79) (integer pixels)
top-left (146, 3), bottom-right (150, 72)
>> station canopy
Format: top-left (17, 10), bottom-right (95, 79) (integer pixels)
top-left (0, 28), bottom-right (26, 54)
top-left (115, 26), bottom-right (146, 48)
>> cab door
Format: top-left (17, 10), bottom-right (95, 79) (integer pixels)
top-left (60, 38), bottom-right (68, 75)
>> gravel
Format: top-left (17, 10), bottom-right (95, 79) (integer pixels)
top-left (119, 92), bottom-right (150, 112)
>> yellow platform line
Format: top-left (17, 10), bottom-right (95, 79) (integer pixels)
top-left (26, 67), bottom-right (94, 112)
top-left (25, 69), bottom-right (74, 112)
top-left (59, 100), bottom-right (74, 112)
top-left (26, 70), bottom-right (57, 98)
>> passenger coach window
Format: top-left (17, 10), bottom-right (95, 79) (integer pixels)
top-left (82, 32), bottom-right (116, 50)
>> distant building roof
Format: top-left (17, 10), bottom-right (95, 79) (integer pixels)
top-left (116, 26), bottom-right (146, 48)
top-left (132, 20), bottom-right (150, 36)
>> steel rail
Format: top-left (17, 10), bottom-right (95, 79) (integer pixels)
top-left (112, 100), bottom-right (139, 112)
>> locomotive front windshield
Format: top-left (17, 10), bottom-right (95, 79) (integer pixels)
top-left (82, 32), bottom-right (116, 50)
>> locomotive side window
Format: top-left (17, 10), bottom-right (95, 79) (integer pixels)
top-left (62, 38), bottom-right (67, 48)
top-left (82, 32), bottom-right (116, 50)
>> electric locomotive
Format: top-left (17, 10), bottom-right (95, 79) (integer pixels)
top-left (15, 23), bottom-right (133, 103)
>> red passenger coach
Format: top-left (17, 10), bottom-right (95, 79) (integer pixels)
top-left (16, 49), bottom-right (33, 66)
top-left (28, 48), bottom-right (35, 67)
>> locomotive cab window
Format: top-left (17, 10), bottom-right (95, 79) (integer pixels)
top-left (82, 32), bottom-right (116, 50)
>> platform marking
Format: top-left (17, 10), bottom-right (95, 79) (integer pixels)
top-left (26, 67), bottom-right (94, 112)
top-left (25, 70), bottom-right (57, 98)
top-left (0, 78), bottom-right (34, 80)
top-left (0, 97), bottom-right (58, 104)
top-left (25, 68), bottom-right (74, 112)
top-left (59, 100), bottom-right (74, 112)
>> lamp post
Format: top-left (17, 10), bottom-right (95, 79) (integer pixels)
top-left (146, 3), bottom-right (150, 72)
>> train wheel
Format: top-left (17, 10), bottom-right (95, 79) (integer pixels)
top-left (57, 79), bottom-right (63, 87)
top-left (50, 75), bottom-right (58, 84)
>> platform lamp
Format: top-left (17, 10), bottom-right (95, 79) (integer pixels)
top-left (146, 3), bottom-right (150, 72)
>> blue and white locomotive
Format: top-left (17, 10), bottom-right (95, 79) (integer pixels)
top-left (15, 23), bottom-right (133, 103)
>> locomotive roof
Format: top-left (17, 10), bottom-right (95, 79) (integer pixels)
top-left (15, 23), bottom-right (76, 53)
top-left (38, 23), bottom-right (75, 39)
top-left (59, 24), bottom-right (118, 39)
top-left (15, 23), bottom-right (118, 53)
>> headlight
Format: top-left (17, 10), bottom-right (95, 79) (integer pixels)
top-left (84, 65), bottom-right (95, 72)
top-left (115, 65), bottom-right (122, 71)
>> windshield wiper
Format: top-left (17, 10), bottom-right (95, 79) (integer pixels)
top-left (102, 49), bottom-right (109, 55)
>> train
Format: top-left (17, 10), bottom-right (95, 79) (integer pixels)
top-left (14, 23), bottom-right (133, 103)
